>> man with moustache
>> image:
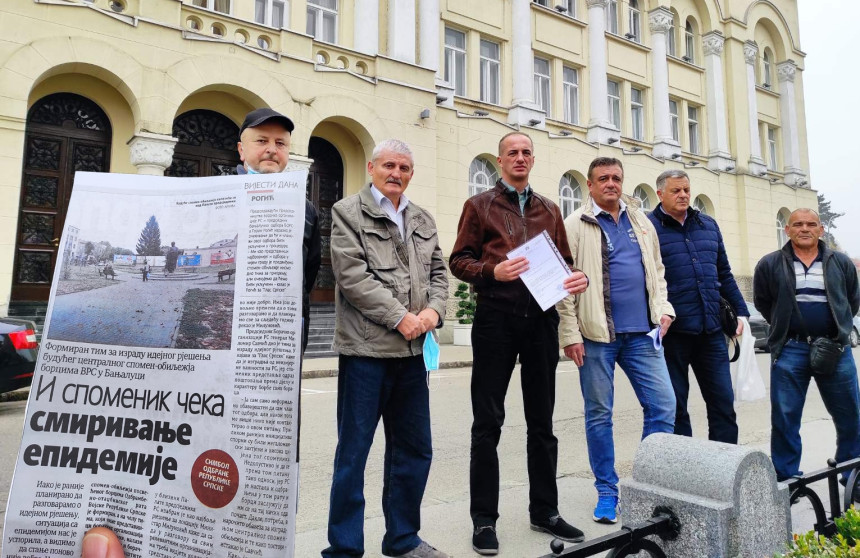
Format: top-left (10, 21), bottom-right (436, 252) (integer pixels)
top-left (450, 131), bottom-right (588, 555)
top-left (323, 140), bottom-right (450, 558)
top-left (648, 170), bottom-right (748, 444)
top-left (557, 157), bottom-right (676, 525)
top-left (236, 108), bottom-right (321, 353)
top-left (754, 208), bottom-right (860, 498)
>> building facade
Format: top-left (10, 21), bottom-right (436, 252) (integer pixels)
top-left (0, 0), bottom-right (815, 333)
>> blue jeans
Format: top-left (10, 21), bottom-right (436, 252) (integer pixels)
top-left (322, 355), bottom-right (432, 557)
top-left (770, 339), bottom-right (860, 481)
top-left (663, 330), bottom-right (738, 443)
top-left (579, 333), bottom-right (676, 497)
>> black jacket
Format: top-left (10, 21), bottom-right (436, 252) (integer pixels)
top-left (753, 240), bottom-right (860, 358)
top-left (236, 164), bottom-right (322, 350)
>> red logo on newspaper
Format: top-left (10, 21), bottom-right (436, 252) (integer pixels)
top-left (191, 449), bottom-right (239, 508)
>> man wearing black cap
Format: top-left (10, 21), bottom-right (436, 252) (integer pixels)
top-left (236, 108), bottom-right (322, 353)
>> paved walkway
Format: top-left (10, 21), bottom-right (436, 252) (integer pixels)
top-left (46, 274), bottom-right (234, 348)
top-left (301, 343), bottom-right (476, 378)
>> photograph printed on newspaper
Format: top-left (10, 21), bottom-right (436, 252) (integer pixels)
top-left (2, 170), bottom-right (307, 558)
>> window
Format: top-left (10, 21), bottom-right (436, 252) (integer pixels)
top-left (534, 0), bottom-right (549, 5)
top-left (669, 100), bottom-right (679, 142)
top-left (633, 186), bottom-right (652, 211)
top-left (627, 0), bottom-right (641, 42)
top-left (559, 173), bottom-right (583, 218)
top-left (193, 0), bottom-right (230, 13)
top-left (762, 50), bottom-right (773, 88)
top-left (306, 0), bottom-right (337, 43)
top-left (534, 57), bottom-right (551, 115)
top-left (255, 0), bottom-right (287, 28)
top-left (480, 40), bottom-right (500, 105)
top-left (776, 212), bottom-right (788, 248)
top-left (687, 105), bottom-right (699, 154)
top-left (767, 127), bottom-right (778, 171)
top-left (563, 67), bottom-right (579, 124)
top-left (667, 11), bottom-right (677, 56)
top-left (684, 21), bottom-right (695, 63)
top-left (631, 87), bottom-right (644, 141)
top-left (607, 79), bottom-right (621, 130)
top-left (469, 157), bottom-right (499, 197)
top-left (692, 196), bottom-right (708, 215)
top-left (444, 28), bottom-right (467, 97)
top-left (606, 0), bottom-right (619, 34)
top-left (565, 0), bottom-right (576, 18)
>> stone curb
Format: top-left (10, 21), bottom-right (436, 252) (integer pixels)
top-left (0, 389), bottom-right (30, 403)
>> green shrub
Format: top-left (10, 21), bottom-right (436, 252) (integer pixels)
top-left (454, 282), bottom-right (476, 324)
top-left (778, 506), bottom-right (860, 557)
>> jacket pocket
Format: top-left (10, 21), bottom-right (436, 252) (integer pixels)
top-left (363, 226), bottom-right (396, 269)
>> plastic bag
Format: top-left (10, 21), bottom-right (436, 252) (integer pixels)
top-left (730, 317), bottom-right (767, 402)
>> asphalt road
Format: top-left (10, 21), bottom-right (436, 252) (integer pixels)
top-left (1, 349), bottom-right (856, 557)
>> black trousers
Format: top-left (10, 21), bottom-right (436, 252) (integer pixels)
top-left (469, 304), bottom-right (560, 526)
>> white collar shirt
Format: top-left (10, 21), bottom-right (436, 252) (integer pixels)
top-left (370, 184), bottom-right (409, 240)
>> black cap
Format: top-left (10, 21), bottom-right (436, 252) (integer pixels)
top-left (239, 108), bottom-right (295, 135)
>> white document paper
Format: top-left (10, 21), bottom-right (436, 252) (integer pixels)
top-left (506, 230), bottom-right (573, 311)
top-left (2, 170), bottom-right (307, 558)
top-left (646, 326), bottom-right (663, 350)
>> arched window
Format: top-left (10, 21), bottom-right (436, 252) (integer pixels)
top-left (692, 195), bottom-right (708, 215)
top-left (762, 50), bottom-right (773, 88)
top-left (776, 211), bottom-right (788, 248)
top-left (469, 157), bottom-right (499, 197)
top-left (667, 10), bottom-right (678, 56)
top-left (559, 173), bottom-right (583, 218)
top-left (684, 20), bottom-right (695, 63)
top-left (633, 186), bottom-right (652, 211)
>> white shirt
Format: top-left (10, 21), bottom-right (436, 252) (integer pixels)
top-left (591, 197), bottom-right (628, 219)
top-left (370, 185), bottom-right (409, 240)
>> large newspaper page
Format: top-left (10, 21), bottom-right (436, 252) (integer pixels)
top-left (2, 170), bottom-right (307, 558)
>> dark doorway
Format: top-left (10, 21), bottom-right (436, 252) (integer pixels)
top-left (306, 137), bottom-right (344, 303)
top-left (12, 93), bottom-right (112, 302)
top-left (165, 109), bottom-right (241, 177)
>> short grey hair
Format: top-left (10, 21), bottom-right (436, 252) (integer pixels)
top-left (655, 169), bottom-right (690, 191)
top-left (371, 139), bottom-right (414, 166)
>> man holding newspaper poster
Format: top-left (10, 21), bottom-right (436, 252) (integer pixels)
top-left (322, 140), bottom-right (449, 558)
top-left (449, 131), bottom-right (588, 555)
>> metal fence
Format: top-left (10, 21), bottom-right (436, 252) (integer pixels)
top-left (539, 457), bottom-right (860, 558)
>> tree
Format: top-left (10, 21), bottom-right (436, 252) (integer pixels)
top-left (136, 216), bottom-right (162, 256)
top-left (84, 241), bottom-right (94, 256)
top-left (818, 193), bottom-right (845, 250)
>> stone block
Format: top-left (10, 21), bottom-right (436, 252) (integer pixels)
top-left (620, 433), bottom-right (790, 557)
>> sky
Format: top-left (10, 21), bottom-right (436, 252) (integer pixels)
top-left (796, 0), bottom-right (860, 257)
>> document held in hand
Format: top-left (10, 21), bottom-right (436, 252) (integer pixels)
top-left (506, 230), bottom-right (573, 311)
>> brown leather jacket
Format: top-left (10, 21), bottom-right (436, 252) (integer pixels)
top-left (449, 181), bottom-right (575, 317)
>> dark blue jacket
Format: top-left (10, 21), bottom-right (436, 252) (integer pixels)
top-left (649, 204), bottom-right (749, 335)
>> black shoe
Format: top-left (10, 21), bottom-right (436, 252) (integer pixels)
top-left (530, 515), bottom-right (585, 543)
top-left (472, 525), bottom-right (499, 555)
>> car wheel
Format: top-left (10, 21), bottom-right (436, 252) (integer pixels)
top-left (851, 328), bottom-right (859, 348)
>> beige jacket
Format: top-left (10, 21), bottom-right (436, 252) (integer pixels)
top-left (331, 185), bottom-right (449, 358)
top-left (557, 194), bottom-right (674, 346)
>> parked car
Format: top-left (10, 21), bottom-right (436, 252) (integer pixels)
top-left (1, 317), bottom-right (38, 394)
top-left (744, 301), bottom-right (771, 352)
top-left (852, 313), bottom-right (860, 348)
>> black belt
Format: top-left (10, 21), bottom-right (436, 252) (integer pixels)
top-left (786, 333), bottom-right (809, 343)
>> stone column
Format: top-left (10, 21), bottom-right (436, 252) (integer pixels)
top-left (649, 7), bottom-right (679, 158)
top-left (285, 154), bottom-right (314, 172)
top-left (744, 41), bottom-right (767, 175)
top-left (702, 32), bottom-right (734, 171)
top-left (585, 0), bottom-right (618, 143)
top-left (127, 133), bottom-right (178, 176)
top-left (508, 0), bottom-right (545, 128)
top-left (389, 0), bottom-right (416, 64)
top-left (777, 60), bottom-right (806, 186)
top-left (354, 0), bottom-right (379, 56)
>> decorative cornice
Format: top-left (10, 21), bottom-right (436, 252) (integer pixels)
top-left (702, 32), bottom-right (725, 56)
top-left (743, 42), bottom-right (758, 65)
top-left (777, 60), bottom-right (797, 82)
top-left (648, 8), bottom-right (673, 35)
top-left (586, 0), bottom-right (610, 8)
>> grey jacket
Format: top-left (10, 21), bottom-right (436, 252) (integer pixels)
top-left (331, 185), bottom-right (449, 357)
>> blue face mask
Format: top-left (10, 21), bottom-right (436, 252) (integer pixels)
top-left (423, 330), bottom-right (440, 372)
top-left (246, 166), bottom-right (259, 174)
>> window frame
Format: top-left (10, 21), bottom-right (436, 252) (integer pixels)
top-left (687, 105), bottom-right (700, 154)
top-left (607, 79), bottom-right (621, 130)
top-left (667, 11), bottom-right (678, 57)
top-left (562, 66), bottom-right (579, 125)
top-left (633, 186), bottom-right (652, 211)
top-left (534, 56), bottom-right (552, 116)
top-left (763, 50), bottom-right (773, 88)
top-left (628, 0), bottom-right (641, 42)
top-left (692, 196), bottom-right (708, 215)
top-left (192, 0), bottom-right (231, 14)
top-left (255, 0), bottom-right (287, 28)
top-left (684, 20), bottom-right (695, 63)
top-left (559, 173), bottom-right (583, 218)
top-left (479, 39), bottom-right (501, 105)
top-left (631, 87), bottom-right (644, 141)
top-left (306, 0), bottom-right (338, 43)
top-left (669, 99), bottom-right (680, 142)
top-left (776, 212), bottom-right (788, 248)
top-left (767, 126), bottom-right (778, 171)
top-left (469, 157), bottom-right (500, 198)
top-left (606, 0), bottom-right (619, 35)
top-left (444, 27), bottom-right (467, 97)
